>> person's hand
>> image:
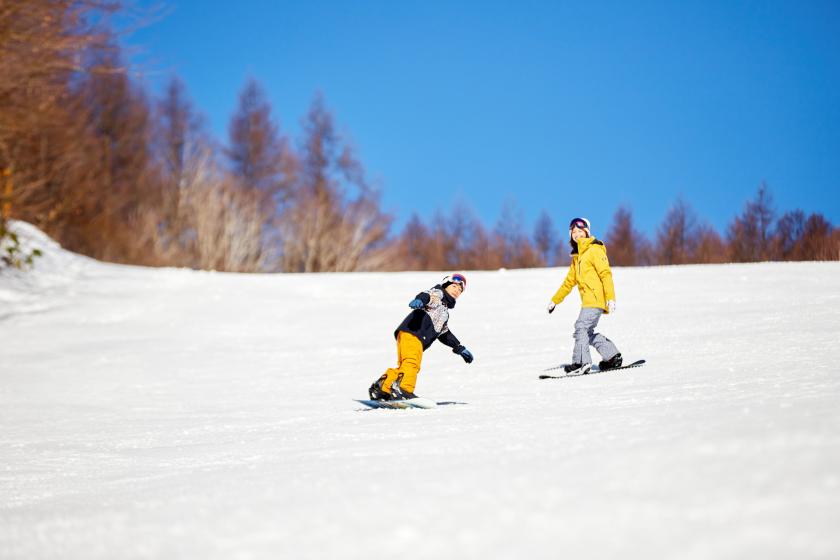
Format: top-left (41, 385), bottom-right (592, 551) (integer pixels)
top-left (547, 301), bottom-right (556, 314)
top-left (408, 299), bottom-right (424, 309)
top-left (607, 300), bottom-right (616, 314)
top-left (454, 346), bottom-right (474, 363)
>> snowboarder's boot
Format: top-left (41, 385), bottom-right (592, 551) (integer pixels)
top-left (598, 353), bottom-right (623, 371)
top-left (368, 374), bottom-right (393, 401)
top-left (389, 373), bottom-right (414, 400)
top-left (563, 363), bottom-right (592, 375)
top-left (393, 387), bottom-right (417, 399)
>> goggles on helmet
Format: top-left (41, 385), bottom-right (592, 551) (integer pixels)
top-left (444, 273), bottom-right (467, 291)
top-left (569, 218), bottom-right (589, 231)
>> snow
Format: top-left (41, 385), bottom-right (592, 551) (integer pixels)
top-left (1, 220), bottom-right (839, 559)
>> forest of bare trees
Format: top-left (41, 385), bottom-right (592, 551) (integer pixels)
top-left (1, 1), bottom-right (837, 272)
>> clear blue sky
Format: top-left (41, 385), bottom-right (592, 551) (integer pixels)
top-left (127, 0), bottom-right (840, 237)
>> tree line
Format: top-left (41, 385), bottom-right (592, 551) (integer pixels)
top-left (384, 183), bottom-right (838, 270)
top-left (2, 2), bottom-right (837, 272)
top-left (1, 1), bottom-right (391, 272)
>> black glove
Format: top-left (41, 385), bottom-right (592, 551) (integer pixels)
top-left (454, 345), bottom-right (474, 363)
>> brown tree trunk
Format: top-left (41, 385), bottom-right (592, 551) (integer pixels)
top-left (1, 166), bottom-right (12, 220)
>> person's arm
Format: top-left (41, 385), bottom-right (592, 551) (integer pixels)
top-left (440, 329), bottom-right (473, 363)
top-left (438, 329), bottom-right (460, 349)
top-left (408, 291), bottom-right (432, 309)
top-left (551, 264), bottom-right (577, 305)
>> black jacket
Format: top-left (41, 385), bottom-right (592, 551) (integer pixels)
top-left (395, 285), bottom-right (463, 352)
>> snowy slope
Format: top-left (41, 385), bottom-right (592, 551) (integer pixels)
top-left (1, 221), bottom-right (839, 560)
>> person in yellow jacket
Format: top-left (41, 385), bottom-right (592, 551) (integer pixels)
top-left (368, 274), bottom-right (474, 401)
top-left (547, 217), bottom-right (622, 375)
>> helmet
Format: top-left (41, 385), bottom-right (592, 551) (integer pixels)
top-left (442, 273), bottom-right (467, 291)
top-left (568, 217), bottom-right (591, 239)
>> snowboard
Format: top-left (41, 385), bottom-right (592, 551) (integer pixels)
top-left (356, 397), bottom-right (438, 410)
top-left (539, 359), bottom-right (646, 379)
top-left (355, 398), bottom-right (468, 410)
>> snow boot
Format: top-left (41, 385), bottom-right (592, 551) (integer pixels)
top-left (598, 353), bottom-right (623, 371)
top-left (368, 374), bottom-right (393, 401)
top-left (395, 389), bottom-right (417, 400)
top-left (563, 363), bottom-right (592, 375)
top-left (389, 373), bottom-right (417, 400)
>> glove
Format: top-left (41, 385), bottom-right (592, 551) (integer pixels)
top-left (408, 299), bottom-right (424, 309)
top-left (454, 346), bottom-right (474, 363)
top-left (607, 300), bottom-right (616, 314)
top-left (547, 301), bottom-right (556, 314)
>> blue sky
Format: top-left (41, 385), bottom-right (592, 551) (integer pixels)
top-left (127, 0), bottom-right (840, 237)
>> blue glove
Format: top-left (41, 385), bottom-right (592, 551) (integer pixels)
top-left (454, 346), bottom-right (474, 363)
top-left (409, 299), bottom-right (424, 309)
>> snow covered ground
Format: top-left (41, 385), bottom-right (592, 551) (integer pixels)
top-left (2, 220), bottom-right (839, 559)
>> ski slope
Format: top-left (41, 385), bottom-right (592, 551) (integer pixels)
top-left (2, 221), bottom-right (839, 559)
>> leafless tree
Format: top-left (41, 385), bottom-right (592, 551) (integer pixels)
top-left (727, 182), bottom-right (775, 262)
top-left (227, 78), bottom-right (296, 203)
top-left (280, 94), bottom-right (392, 272)
top-left (493, 199), bottom-right (540, 269)
top-left (605, 206), bottom-right (646, 266)
top-left (773, 210), bottom-right (807, 260)
top-left (188, 169), bottom-right (272, 271)
top-left (0, 1), bottom-right (120, 227)
top-left (655, 198), bottom-right (698, 265)
top-left (533, 210), bottom-right (557, 267)
top-left (692, 224), bottom-right (727, 263)
top-left (394, 213), bottom-right (432, 270)
top-left (796, 213), bottom-right (837, 261)
top-left (151, 75), bottom-right (211, 257)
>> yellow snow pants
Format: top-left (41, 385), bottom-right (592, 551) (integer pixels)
top-left (381, 331), bottom-right (424, 394)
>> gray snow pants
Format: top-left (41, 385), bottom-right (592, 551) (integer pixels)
top-left (572, 307), bottom-right (619, 365)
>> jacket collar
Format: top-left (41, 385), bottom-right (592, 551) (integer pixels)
top-left (436, 285), bottom-right (457, 309)
top-left (571, 236), bottom-right (603, 255)
top-left (577, 236), bottom-right (596, 253)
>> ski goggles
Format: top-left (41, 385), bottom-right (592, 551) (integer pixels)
top-left (569, 218), bottom-right (589, 231)
top-left (449, 273), bottom-right (467, 290)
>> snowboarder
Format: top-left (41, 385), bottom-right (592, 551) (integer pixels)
top-left (368, 273), bottom-right (474, 400)
top-left (547, 217), bottom-right (622, 375)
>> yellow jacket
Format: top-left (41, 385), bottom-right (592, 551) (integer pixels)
top-left (551, 237), bottom-right (616, 312)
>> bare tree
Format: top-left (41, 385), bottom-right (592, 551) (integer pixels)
top-left (605, 206), bottom-right (645, 266)
top-left (796, 213), bottom-right (837, 261)
top-left (227, 78), bottom-right (295, 202)
top-left (281, 94), bottom-right (392, 272)
top-left (157, 76), bottom-right (208, 187)
top-left (533, 210), bottom-right (557, 267)
top-left (71, 41), bottom-right (159, 263)
top-left (423, 211), bottom-right (452, 271)
top-left (493, 199), bottom-right (540, 269)
top-left (774, 210), bottom-right (807, 260)
top-left (394, 213), bottom-right (432, 270)
top-left (656, 198), bottom-right (698, 265)
top-left (692, 224), bottom-right (727, 263)
top-left (832, 229), bottom-right (840, 262)
top-left (190, 178), bottom-right (272, 271)
top-left (152, 75), bottom-right (210, 256)
top-left (321, 188), bottom-right (393, 271)
top-left (0, 1), bottom-right (120, 230)
top-left (727, 182), bottom-right (775, 262)
top-left (439, 202), bottom-right (483, 269)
